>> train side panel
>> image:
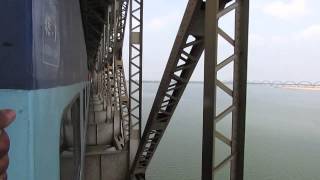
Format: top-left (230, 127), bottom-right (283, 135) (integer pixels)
top-left (0, 83), bottom-right (87, 179)
top-left (0, 0), bottom-right (90, 179)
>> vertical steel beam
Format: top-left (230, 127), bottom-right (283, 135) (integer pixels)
top-left (129, 0), bottom-right (143, 169)
top-left (202, 0), bottom-right (249, 179)
top-left (202, 0), bottom-right (219, 179)
top-left (231, 0), bottom-right (249, 179)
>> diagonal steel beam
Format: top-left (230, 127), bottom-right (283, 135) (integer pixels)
top-left (131, 0), bottom-right (205, 177)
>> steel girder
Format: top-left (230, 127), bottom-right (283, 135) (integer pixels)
top-left (114, 0), bottom-right (129, 59)
top-left (130, 0), bottom-right (248, 179)
top-left (89, 0), bottom-right (130, 147)
top-left (128, 0), bottom-right (143, 170)
top-left (131, 1), bottom-right (206, 178)
top-left (114, 59), bottom-right (130, 141)
top-left (106, 6), bottom-right (115, 64)
top-left (80, 0), bottom-right (112, 69)
top-left (112, 0), bottom-right (130, 142)
top-left (202, 0), bottom-right (249, 179)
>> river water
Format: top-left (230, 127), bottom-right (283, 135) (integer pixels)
top-left (140, 82), bottom-right (320, 180)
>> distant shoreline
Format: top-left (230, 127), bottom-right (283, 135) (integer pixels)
top-left (278, 85), bottom-right (320, 91)
top-left (142, 81), bottom-right (320, 91)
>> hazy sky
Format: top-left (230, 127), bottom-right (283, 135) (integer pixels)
top-left (123, 0), bottom-right (320, 83)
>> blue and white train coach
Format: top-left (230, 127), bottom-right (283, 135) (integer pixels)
top-left (0, 0), bottom-right (91, 179)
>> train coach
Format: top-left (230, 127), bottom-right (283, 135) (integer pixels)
top-left (0, 0), bottom-right (91, 179)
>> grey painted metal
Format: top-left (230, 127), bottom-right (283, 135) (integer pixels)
top-left (104, 5), bottom-right (118, 134)
top-left (202, 0), bottom-right (249, 179)
top-left (106, 5), bottom-right (115, 64)
top-left (80, 0), bottom-right (112, 67)
top-left (114, 0), bottom-right (129, 59)
top-left (202, 0), bottom-right (219, 179)
top-left (129, 0), bottom-right (143, 170)
top-left (131, 0), bottom-right (206, 177)
top-left (76, 0), bottom-right (248, 179)
top-left (112, 0), bottom-right (130, 142)
top-left (115, 60), bottom-right (130, 141)
top-left (105, 65), bottom-right (116, 129)
top-left (130, 0), bottom-right (248, 179)
top-left (231, 0), bottom-right (249, 179)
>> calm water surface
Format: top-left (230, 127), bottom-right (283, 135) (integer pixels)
top-left (140, 82), bottom-right (320, 180)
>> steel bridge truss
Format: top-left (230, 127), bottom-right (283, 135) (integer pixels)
top-left (203, 0), bottom-right (249, 180)
top-left (115, 59), bottom-right (130, 141)
top-left (130, 0), bottom-right (249, 180)
top-left (92, 0), bottom-right (131, 146)
top-left (92, 0), bottom-right (144, 146)
top-left (113, 0), bottom-right (130, 142)
top-left (87, 0), bottom-right (248, 179)
top-left (82, 0), bottom-right (144, 177)
top-left (129, 0), bottom-right (143, 167)
top-left (131, 0), bottom-right (206, 178)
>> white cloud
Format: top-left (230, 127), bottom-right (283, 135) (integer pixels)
top-left (147, 18), bottom-right (167, 30)
top-left (263, 0), bottom-right (308, 19)
top-left (301, 24), bottom-right (320, 39)
top-left (146, 13), bottom-right (181, 30)
top-left (249, 33), bottom-right (292, 48)
top-left (250, 25), bottom-right (320, 47)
